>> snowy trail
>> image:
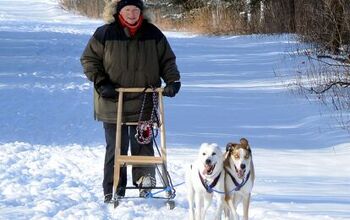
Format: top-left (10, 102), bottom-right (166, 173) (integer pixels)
top-left (1, 0), bottom-right (350, 219)
top-left (1, 142), bottom-right (350, 219)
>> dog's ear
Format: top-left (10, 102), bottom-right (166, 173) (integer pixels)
top-left (226, 143), bottom-right (234, 152)
top-left (240, 138), bottom-right (252, 154)
top-left (240, 138), bottom-right (249, 148)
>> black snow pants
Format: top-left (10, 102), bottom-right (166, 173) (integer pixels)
top-left (102, 122), bottom-right (155, 196)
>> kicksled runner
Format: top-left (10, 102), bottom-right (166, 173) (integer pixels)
top-left (110, 87), bottom-right (176, 209)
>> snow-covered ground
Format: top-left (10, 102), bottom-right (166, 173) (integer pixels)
top-left (0, 0), bottom-right (349, 219)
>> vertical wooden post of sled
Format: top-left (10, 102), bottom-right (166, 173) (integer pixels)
top-left (113, 90), bottom-right (124, 198)
top-left (158, 90), bottom-right (170, 188)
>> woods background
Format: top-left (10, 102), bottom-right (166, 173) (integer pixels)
top-left (60, 0), bottom-right (350, 129)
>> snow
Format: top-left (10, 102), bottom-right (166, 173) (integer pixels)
top-left (0, 0), bottom-right (350, 219)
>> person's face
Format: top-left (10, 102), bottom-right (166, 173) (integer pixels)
top-left (119, 5), bottom-right (141, 25)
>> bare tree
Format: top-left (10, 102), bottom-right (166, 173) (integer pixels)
top-left (291, 0), bottom-right (350, 129)
top-left (292, 55), bottom-right (350, 128)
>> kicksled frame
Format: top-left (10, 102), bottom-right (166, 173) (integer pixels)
top-left (112, 88), bottom-right (175, 209)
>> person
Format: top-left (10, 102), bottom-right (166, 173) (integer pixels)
top-left (80, 0), bottom-right (181, 203)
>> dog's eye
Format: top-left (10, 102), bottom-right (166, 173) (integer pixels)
top-left (212, 152), bottom-right (216, 156)
top-left (202, 153), bottom-right (206, 156)
top-left (244, 155), bottom-right (250, 159)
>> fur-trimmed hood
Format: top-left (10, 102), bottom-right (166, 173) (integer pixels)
top-left (102, 0), bottom-right (153, 24)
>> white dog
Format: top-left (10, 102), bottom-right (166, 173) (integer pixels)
top-left (186, 143), bottom-right (225, 220)
top-left (224, 138), bottom-right (255, 220)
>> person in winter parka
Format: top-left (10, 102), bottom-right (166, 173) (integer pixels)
top-left (80, 0), bottom-right (181, 203)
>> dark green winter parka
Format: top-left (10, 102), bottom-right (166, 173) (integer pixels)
top-left (80, 10), bottom-right (180, 123)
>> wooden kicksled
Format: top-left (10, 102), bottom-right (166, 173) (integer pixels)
top-left (111, 88), bottom-right (175, 209)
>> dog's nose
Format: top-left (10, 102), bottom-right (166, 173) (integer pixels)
top-left (240, 164), bottom-right (246, 170)
top-left (205, 159), bottom-right (211, 165)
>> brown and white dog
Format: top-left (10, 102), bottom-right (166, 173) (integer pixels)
top-left (186, 143), bottom-right (225, 220)
top-left (224, 138), bottom-right (255, 220)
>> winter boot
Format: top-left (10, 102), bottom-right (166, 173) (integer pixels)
top-left (104, 193), bottom-right (113, 203)
top-left (137, 175), bottom-right (156, 197)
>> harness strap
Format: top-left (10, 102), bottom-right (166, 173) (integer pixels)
top-left (198, 171), bottom-right (221, 193)
top-left (226, 169), bottom-right (251, 192)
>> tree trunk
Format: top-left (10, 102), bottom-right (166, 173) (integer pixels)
top-left (289, 0), bottom-right (295, 32)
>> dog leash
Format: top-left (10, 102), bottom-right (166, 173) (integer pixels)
top-left (144, 171), bottom-right (251, 197)
top-left (200, 170), bottom-right (251, 195)
top-left (144, 182), bottom-right (186, 199)
top-left (135, 87), bottom-right (159, 145)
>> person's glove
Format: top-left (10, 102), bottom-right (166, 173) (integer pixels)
top-left (163, 81), bottom-right (181, 97)
top-left (95, 80), bottom-right (118, 99)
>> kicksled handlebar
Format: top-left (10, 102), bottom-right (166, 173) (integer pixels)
top-left (115, 87), bottom-right (164, 93)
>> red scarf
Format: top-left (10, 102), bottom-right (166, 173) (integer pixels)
top-left (118, 14), bottom-right (143, 37)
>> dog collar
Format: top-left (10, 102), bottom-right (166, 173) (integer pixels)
top-left (226, 169), bottom-right (251, 192)
top-left (198, 171), bottom-right (221, 193)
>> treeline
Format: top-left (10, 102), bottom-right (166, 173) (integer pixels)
top-left (59, 0), bottom-right (104, 18)
top-left (60, 0), bottom-right (350, 54)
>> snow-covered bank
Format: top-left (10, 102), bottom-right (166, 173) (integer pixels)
top-left (1, 142), bottom-right (349, 219)
top-left (1, 0), bottom-right (350, 219)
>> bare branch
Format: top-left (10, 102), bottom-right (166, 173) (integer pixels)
top-left (310, 81), bottom-right (350, 94)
